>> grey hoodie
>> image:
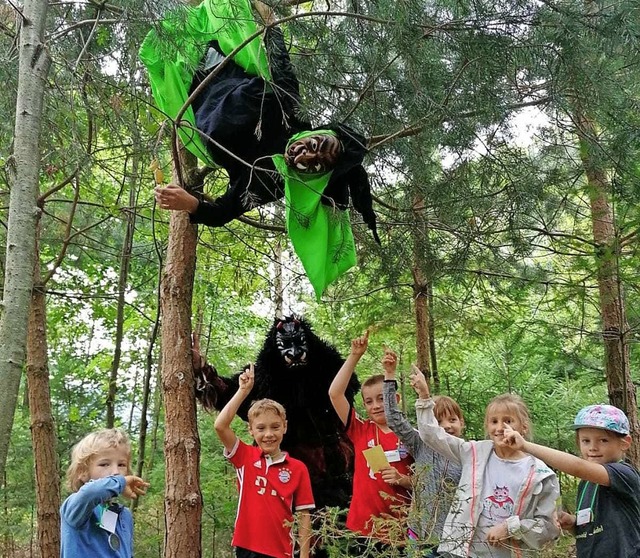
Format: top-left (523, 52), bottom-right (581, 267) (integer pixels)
top-left (383, 381), bottom-right (462, 544)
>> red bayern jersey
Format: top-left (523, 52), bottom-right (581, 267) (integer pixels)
top-left (226, 439), bottom-right (315, 558)
top-left (346, 407), bottom-right (413, 539)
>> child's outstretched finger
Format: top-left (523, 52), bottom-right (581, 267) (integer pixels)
top-left (409, 365), bottom-right (423, 383)
top-left (134, 480), bottom-right (149, 496)
top-left (503, 424), bottom-right (514, 439)
top-left (243, 364), bottom-right (255, 385)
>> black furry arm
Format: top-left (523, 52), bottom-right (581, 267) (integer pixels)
top-left (347, 165), bottom-right (380, 244)
top-left (194, 361), bottom-right (237, 411)
top-left (188, 188), bottom-right (248, 228)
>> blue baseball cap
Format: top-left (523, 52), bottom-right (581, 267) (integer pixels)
top-left (572, 404), bottom-right (630, 436)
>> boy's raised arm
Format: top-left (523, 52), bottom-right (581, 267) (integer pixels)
top-left (214, 364), bottom-right (255, 452)
top-left (503, 424), bottom-right (615, 486)
top-left (329, 330), bottom-right (369, 426)
top-left (381, 348), bottom-right (397, 381)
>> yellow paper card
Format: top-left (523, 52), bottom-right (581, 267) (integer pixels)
top-left (363, 445), bottom-right (390, 473)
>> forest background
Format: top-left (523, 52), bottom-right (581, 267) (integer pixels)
top-left (0, 0), bottom-right (639, 556)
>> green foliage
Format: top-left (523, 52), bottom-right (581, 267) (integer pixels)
top-left (2, 0), bottom-right (639, 555)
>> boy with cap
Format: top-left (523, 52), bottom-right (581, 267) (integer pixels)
top-left (504, 404), bottom-right (640, 557)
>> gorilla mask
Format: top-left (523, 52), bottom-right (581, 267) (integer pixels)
top-left (275, 317), bottom-right (308, 367)
top-left (284, 134), bottom-right (343, 173)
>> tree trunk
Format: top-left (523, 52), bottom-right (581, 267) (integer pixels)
top-left (575, 108), bottom-right (640, 466)
top-left (427, 281), bottom-right (438, 383)
top-left (133, 318), bottom-right (161, 516)
top-left (107, 172), bottom-right (137, 427)
top-left (0, 0), bottom-right (50, 480)
top-left (273, 204), bottom-right (285, 315)
top-left (411, 194), bottom-right (437, 387)
top-left (137, 320), bottom-right (160, 478)
top-left (26, 230), bottom-right (60, 558)
top-left (273, 236), bottom-right (284, 316)
top-left (161, 149), bottom-right (202, 557)
top-left (412, 269), bottom-right (431, 376)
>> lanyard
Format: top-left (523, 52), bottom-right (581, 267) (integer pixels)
top-left (97, 503), bottom-right (119, 532)
top-left (577, 481), bottom-right (598, 512)
top-left (374, 425), bottom-right (399, 450)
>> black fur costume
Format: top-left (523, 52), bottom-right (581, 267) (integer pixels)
top-left (195, 316), bottom-right (359, 509)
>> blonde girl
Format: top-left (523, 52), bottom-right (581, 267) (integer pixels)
top-left (413, 368), bottom-right (559, 557)
top-left (61, 428), bottom-right (149, 558)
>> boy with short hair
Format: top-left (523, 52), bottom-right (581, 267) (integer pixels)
top-left (214, 364), bottom-right (315, 558)
top-left (504, 403), bottom-right (640, 558)
top-left (329, 330), bottom-right (413, 549)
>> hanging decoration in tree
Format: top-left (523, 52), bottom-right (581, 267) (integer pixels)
top-left (140, 0), bottom-right (380, 298)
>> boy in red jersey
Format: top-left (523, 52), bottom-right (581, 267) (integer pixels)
top-left (214, 364), bottom-right (315, 558)
top-left (329, 330), bottom-right (413, 554)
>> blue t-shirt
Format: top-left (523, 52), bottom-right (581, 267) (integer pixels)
top-left (60, 475), bottom-right (133, 558)
top-left (574, 460), bottom-right (640, 558)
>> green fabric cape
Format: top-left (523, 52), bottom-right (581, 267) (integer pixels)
top-left (139, 0), bottom-right (271, 166)
top-left (272, 130), bottom-right (357, 300)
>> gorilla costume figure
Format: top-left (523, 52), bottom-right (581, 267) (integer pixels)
top-left (195, 315), bottom-right (360, 510)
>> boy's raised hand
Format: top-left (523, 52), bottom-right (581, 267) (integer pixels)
top-left (409, 365), bottom-right (430, 399)
top-left (350, 329), bottom-right (369, 358)
top-left (123, 475), bottom-right (150, 499)
top-left (239, 364), bottom-right (255, 393)
top-left (381, 348), bottom-right (398, 379)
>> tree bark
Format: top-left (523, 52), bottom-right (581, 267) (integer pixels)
top-left (26, 230), bottom-right (60, 558)
top-left (575, 108), bottom-right (640, 466)
top-left (273, 204), bottom-right (285, 316)
top-left (107, 172), bottom-right (137, 427)
top-left (427, 281), bottom-right (438, 382)
top-left (273, 236), bottom-right (284, 316)
top-left (412, 269), bottom-right (431, 376)
top-left (0, 0), bottom-right (50, 480)
top-left (411, 194), bottom-right (437, 387)
top-left (161, 149), bottom-right (202, 557)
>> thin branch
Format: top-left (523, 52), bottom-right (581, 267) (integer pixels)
top-left (73, 9), bottom-right (103, 70)
top-left (368, 96), bottom-right (553, 149)
top-left (5, 0), bottom-right (26, 22)
top-left (237, 215), bottom-right (285, 232)
top-left (42, 175), bottom-right (81, 285)
top-left (38, 169), bottom-right (79, 203)
top-left (49, 18), bottom-right (119, 42)
top-left (620, 226), bottom-right (640, 247)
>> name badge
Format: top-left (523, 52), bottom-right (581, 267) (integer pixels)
top-left (576, 508), bottom-right (592, 526)
top-left (384, 449), bottom-right (401, 463)
top-left (100, 509), bottom-right (119, 534)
